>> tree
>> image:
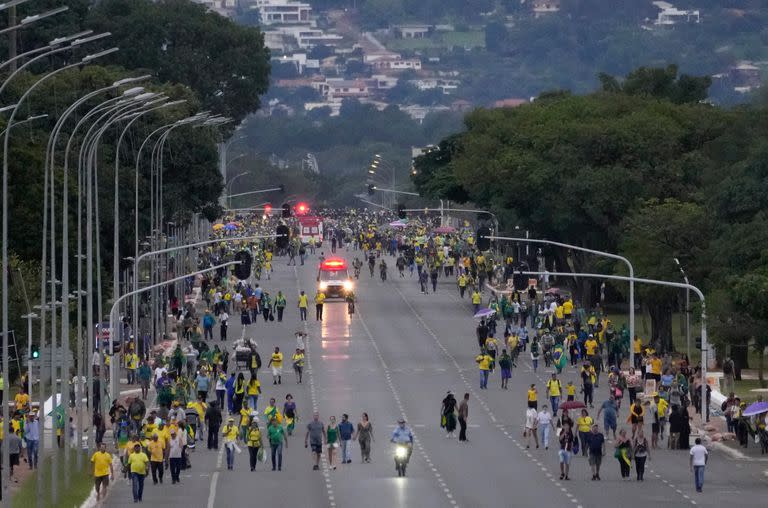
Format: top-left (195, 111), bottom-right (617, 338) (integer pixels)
top-left (619, 199), bottom-right (711, 353)
top-left (85, 0), bottom-right (270, 124)
top-left (599, 65), bottom-right (712, 104)
top-left (728, 270), bottom-right (768, 387)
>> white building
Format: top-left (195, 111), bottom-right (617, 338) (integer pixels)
top-left (652, 1), bottom-right (700, 25)
top-left (247, 0), bottom-right (312, 25)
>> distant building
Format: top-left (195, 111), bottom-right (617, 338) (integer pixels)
top-left (651, 1), bottom-right (700, 26)
top-left (315, 78), bottom-right (370, 100)
top-left (191, 0), bottom-right (236, 16)
top-left (393, 25), bottom-right (433, 39)
top-left (369, 57), bottom-right (422, 72)
top-left (399, 104), bottom-right (450, 123)
top-left (409, 78), bottom-right (460, 94)
top-left (247, 0), bottom-right (312, 25)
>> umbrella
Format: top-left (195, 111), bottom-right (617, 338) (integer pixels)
top-left (212, 223), bottom-right (224, 230)
top-left (224, 223), bottom-right (238, 231)
top-left (434, 226), bottom-right (456, 234)
top-left (473, 307), bottom-right (496, 319)
top-left (559, 400), bottom-right (586, 411)
top-left (742, 401), bottom-right (768, 417)
top-left (389, 220), bottom-right (407, 227)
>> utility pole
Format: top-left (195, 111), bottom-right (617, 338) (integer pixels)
top-left (8, 6), bottom-right (16, 71)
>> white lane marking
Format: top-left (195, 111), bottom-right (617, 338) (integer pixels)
top-left (356, 304), bottom-right (460, 507)
top-left (391, 283), bottom-right (580, 507)
top-left (206, 442), bottom-right (225, 508)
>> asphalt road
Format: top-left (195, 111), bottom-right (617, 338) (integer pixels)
top-left (103, 250), bottom-right (768, 508)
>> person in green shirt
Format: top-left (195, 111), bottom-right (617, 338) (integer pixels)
top-left (267, 417), bottom-right (287, 471)
top-left (326, 416), bottom-right (339, 470)
top-left (275, 291), bottom-right (287, 322)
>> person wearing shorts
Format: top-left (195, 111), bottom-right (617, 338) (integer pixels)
top-left (305, 413), bottom-right (325, 471)
top-left (90, 442), bottom-right (114, 501)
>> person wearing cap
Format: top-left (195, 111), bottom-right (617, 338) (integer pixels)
top-left (168, 427), bottom-right (185, 483)
top-left (147, 434), bottom-right (166, 485)
top-left (222, 416), bottom-right (239, 470)
top-left (127, 442), bottom-right (149, 502)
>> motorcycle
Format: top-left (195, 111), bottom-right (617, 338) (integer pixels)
top-left (394, 444), bottom-right (409, 477)
top-left (353, 266), bottom-right (361, 279)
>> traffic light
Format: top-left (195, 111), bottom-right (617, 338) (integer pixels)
top-left (264, 204), bottom-right (272, 216)
top-left (477, 227), bottom-right (491, 251)
top-left (30, 344), bottom-right (39, 359)
top-left (275, 225), bottom-right (290, 249)
top-left (367, 184), bottom-right (375, 196)
top-left (397, 204), bottom-right (406, 219)
top-left (296, 202), bottom-right (308, 215)
top-left (281, 203), bottom-right (291, 218)
top-left (233, 250), bottom-right (252, 280)
top-left (695, 336), bottom-right (702, 350)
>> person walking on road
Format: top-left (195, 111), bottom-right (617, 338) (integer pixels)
top-left (147, 434), bottom-right (165, 485)
top-left (499, 349), bottom-right (512, 389)
top-left (220, 310), bottom-right (229, 341)
top-left (305, 412), bottom-right (326, 470)
top-left (338, 414), bottom-right (355, 464)
top-left (91, 442), bottom-right (114, 501)
top-left (355, 413), bottom-right (374, 462)
top-left (588, 424), bottom-right (605, 480)
top-left (538, 405), bottom-right (555, 450)
top-left (524, 406), bottom-right (539, 449)
top-left (292, 348), bottom-right (305, 384)
top-left (314, 290), bottom-right (326, 321)
top-left (633, 428), bottom-right (650, 481)
top-left (576, 409), bottom-right (593, 457)
top-left (475, 349), bottom-right (493, 389)
top-left (268, 346), bottom-right (284, 385)
top-left (558, 421), bottom-right (574, 481)
top-left (690, 437), bottom-right (708, 492)
top-left (247, 420), bottom-right (263, 472)
top-left (615, 428), bottom-right (632, 480)
top-left (298, 291), bottom-right (309, 321)
top-left (127, 442), bottom-right (149, 502)
top-left (268, 416), bottom-right (287, 471)
top-left (327, 416), bottom-right (340, 470)
top-left (458, 393), bottom-right (470, 442)
top-left (206, 401), bottom-right (223, 450)
top-left (441, 391), bottom-right (458, 438)
top-left (546, 373), bottom-right (562, 414)
top-left (222, 416), bottom-right (239, 470)
top-left (275, 291), bottom-right (287, 322)
top-left (168, 428), bottom-right (185, 484)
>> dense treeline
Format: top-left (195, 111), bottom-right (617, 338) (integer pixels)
top-left (412, 66), bottom-right (768, 379)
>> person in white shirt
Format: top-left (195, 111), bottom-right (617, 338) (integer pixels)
top-left (524, 407), bottom-right (539, 449)
top-left (689, 438), bottom-right (708, 492)
top-left (220, 311), bottom-right (229, 341)
top-left (168, 430), bottom-right (185, 484)
top-left (537, 405), bottom-right (556, 450)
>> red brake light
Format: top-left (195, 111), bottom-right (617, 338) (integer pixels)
top-left (264, 204), bottom-right (272, 214)
top-left (296, 202), bottom-right (308, 214)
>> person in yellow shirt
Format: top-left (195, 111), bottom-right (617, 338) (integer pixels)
top-left (554, 305), bottom-right (564, 324)
top-left (239, 401), bottom-right (253, 442)
top-left (576, 409), bottom-right (593, 457)
top-left (127, 443), bottom-right (149, 502)
top-left (648, 354), bottom-right (662, 382)
top-left (222, 416), bottom-right (240, 470)
top-left (562, 298), bottom-right (574, 320)
top-left (527, 384), bottom-right (538, 409)
top-left (246, 420), bottom-right (263, 472)
top-left (91, 442), bottom-right (114, 501)
top-left (471, 290), bottom-right (482, 313)
top-left (546, 373), bottom-right (562, 413)
top-left (298, 290), bottom-right (309, 321)
top-left (633, 336), bottom-right (643, 368)
top-left (565, 381), bottom-right (576, 401)
top-left (314, 290), bottom-right (326, 321)
top-left (475, 350), bottom-right (493, 389)
top-left (268, 346), bottom-right (284, 385)
top-left (457, 274), bottom-right (468, 298)
top-left (292, 348), bottom-right (305, 384)
top-left (147, 434), bottom-right (166, 484)
top-left (14, 388), bottom-right (30, 413)
top-left (584, 335), bottom-right (599, 357)
top-left (246, 374), bottom-right (261, 409)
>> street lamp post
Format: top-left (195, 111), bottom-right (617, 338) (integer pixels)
top-left (20, 312), bottom-right (38, 398)
top-left (522, 270), bottom-right (708, 419)
top-left (674, 258), bottom-right (692, 360)
top-left (489, 235), bottom-right (636, 368)
top-left (109, 261), bottom-right (241, 401)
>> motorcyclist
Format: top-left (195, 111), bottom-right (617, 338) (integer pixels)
top-left (390, 418), bottom-right (413, 461)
